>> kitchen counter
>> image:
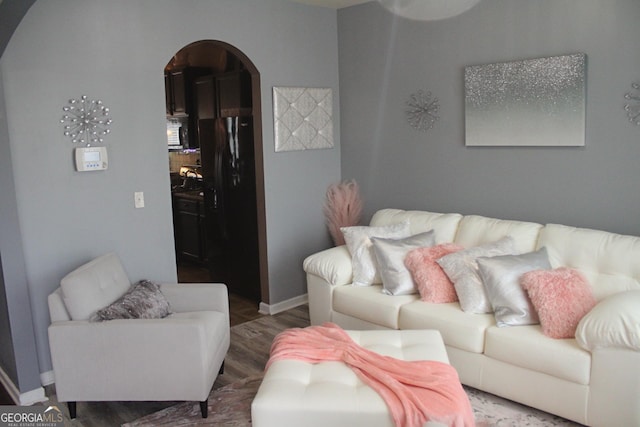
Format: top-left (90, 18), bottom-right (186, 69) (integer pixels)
top-left (172, 189), bottom-right (204, 202)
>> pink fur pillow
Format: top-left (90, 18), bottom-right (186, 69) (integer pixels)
top-left (405, 243), bottom-right (464, 303)
top-left (520, 267), bottom-right (597, 339)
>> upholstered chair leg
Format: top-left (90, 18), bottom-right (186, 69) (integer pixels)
top-left (200, 400), bottom-right (208, 418)
top-left (219, 361), bottom-right (225, 375)
top-left (68, 402), bottom-right (77, 419)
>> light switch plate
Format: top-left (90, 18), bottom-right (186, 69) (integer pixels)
top-left (134, 192), bottom-right (144, 208)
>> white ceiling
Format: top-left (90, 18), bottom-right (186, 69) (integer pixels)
top-left (287, 0), bottom-right (371, 8)
top-left (287, 0), bottom-right (484, 21)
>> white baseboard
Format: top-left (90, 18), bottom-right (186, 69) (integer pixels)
top-left (0, 365), bottom-right (47, 406)
top-left (259, 293), bottom-right (308, 315)
top-left (40, 370), bottom-right (55, 386)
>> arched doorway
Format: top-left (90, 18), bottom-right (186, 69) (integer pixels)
top-left (165, 40), bottom-right (267, 305)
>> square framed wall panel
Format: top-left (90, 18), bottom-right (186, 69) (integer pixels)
top-left (273, 86), bottom-right (333, 152)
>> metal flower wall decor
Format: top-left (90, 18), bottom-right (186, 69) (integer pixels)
top-left (624, 82), bottom-right (640, 126)
top-left (60, 95), bottom-right (112, 146)
top-left (405, 90), bottom-right (440, 131)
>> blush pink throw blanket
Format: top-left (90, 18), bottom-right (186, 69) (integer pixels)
top-left (266, 323), bottom-right (475, 427)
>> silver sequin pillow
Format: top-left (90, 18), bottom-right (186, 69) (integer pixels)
top-left (437, 236), bottom-right (516, 313)
top-left (477, 248), bottom-right (551, 327)
top-left (341, 221), bottom-right (411, 286)
top-left (372, 231), bottom-right (436, 296)
top-left (90, 280), bottom-right (172, 322)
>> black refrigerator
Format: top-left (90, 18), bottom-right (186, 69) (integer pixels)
top-left (198, 116), bottom-right (261, 301)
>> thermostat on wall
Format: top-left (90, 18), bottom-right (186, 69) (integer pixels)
top-left (75, 146), bottom-right (108, 172)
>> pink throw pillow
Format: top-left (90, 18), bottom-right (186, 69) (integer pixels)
top-left (405, 243), bottom-right (464, 303)
top-left (520, 267), bottom-right (597, 339)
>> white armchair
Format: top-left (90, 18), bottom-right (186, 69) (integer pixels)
top-left (47, 253), bottom-right (230, 419)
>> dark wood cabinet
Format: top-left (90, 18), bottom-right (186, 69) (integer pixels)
top-left (193, 71), bottom-right (252, 121)
top-left (173, 194), bottom-right (207, 263)
top-left (165, 67), bottom-right (210, 117)
top-left (194, 75), bottom-right (217, 120)
top-left (165, 70), bottom-right (188, 117)
top-left (217, 71), bottom-right (252, 117)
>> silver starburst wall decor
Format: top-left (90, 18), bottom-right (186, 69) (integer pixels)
top-left (624, 82), bottom-right (640, 126)
top-left (60, 95), bottom-right (112, 145)
top-left (406, 90), bottom-right (440, 131)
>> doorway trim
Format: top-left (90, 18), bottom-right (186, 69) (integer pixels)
top-left (170, 39), bottom-right (269, 305)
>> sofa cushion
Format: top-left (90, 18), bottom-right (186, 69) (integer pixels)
top-left (398, 301), bottom-right (495, 353)
top-left (521, 267), bottom-right (597, 339)
top-left (341, 221), bottom-right (411, 286)
top-left (536, 223), bottom-right (640, 301)
top-left (369, 209), bottom-right (463, 243)
top-left (484, 325), bottom-right (591, 385)
top-left (405, 243), bottom-right (464, 303)
top-left (333, 285), bottom-right (417, 329)
top-left (575, 290), bottom-right (640, 351)
top-left (60, 252), bottom-right (131, 321)
top-left (371, 231), bottom-right (436, 296)
top-left (90, 280), bottom-right (172, 322)
top-left (477, 248), bottom-right (551, 327)
top-left (453, 215), bottom-right (543, 254)
top-left (437, 236), bottom-right (516, 313)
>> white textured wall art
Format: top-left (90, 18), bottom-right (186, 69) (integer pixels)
top-left (465, 53), bottom-right (586, 147)
top-left (273, 87), bottom-right (333, 152)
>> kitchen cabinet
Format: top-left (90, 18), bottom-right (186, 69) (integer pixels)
top-left (193, 71), bottom-right (252, 121)
top-left (172, 193), bottom-right (207, 263)
top-left (165, 70), bottom-right (188, 116)
top-left (217, 70), bottom-right (252, 117)
top-left (165, 67), bottom-right (209, 117)
top-left (194, 75), bottom-right (217, 120)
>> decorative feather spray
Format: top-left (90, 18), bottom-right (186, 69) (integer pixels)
top-left (323, 179), bottom-right (363, 246)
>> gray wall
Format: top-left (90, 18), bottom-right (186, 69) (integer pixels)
top-left (338, 0), bottom-right (640, 236)
top-left (1, 0), bottom-right (340, 377)
top-left (0, 65), bottom-right (41, 393)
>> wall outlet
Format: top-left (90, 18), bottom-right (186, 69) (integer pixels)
top-left (134, 192), bottom-right (145, 208)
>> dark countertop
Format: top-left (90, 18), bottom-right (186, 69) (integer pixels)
top-left (172, 189), bottom-right (204, 202)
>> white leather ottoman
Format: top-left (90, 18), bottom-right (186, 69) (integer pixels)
top-left (251, 329), bottom-right (451, 427)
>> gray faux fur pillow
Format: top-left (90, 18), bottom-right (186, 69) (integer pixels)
top-left (90, 280), bottom-right (171, 322)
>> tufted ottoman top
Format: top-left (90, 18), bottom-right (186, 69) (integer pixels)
top-left (251, 329), bottom-right (453, 427)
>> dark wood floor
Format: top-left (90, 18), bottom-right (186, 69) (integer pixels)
top-left (177, 260), bottom-right (265, 326)
top-left (0, 380), bottom-right (12, 405)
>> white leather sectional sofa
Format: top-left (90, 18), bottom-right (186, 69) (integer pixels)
top-left (303, 209), bottom-right (640, 427)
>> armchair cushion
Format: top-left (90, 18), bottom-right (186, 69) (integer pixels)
top-left (60, 253), bottom-right (131, 320)
top-left (90, 280), bottom-right (171, 322)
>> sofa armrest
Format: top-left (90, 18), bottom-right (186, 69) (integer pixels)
top-left (303, 245), bottom-right (353, 286)
top-left (304, 246), bottom-right (353, 326)
top-left (160, 282), bottom-right (229, 316)
top-left (575, 290), bottom-right (640, 352)
top-left (49, 313), bottom-right (229, 402)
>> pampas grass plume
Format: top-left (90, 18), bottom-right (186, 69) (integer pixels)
top-left (323, 179), bottom-right (363, 246)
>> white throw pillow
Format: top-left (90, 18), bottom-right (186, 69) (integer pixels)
top-left (437, 236), bottom-right (516, 313)
top-left (341, 221), bottom-right (411, 286)
top-left (477, 248), bottom-right (551, 327)
top-left (371, 231), bottom-right (436, 296)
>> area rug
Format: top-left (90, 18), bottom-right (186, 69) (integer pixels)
top-left (124, 307), bottom-right (583, 426)
top-left (124, 375), bottom-right (582, 427)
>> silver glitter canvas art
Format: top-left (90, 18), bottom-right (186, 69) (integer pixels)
top-left (465, 53), bottom-right (586, 147)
